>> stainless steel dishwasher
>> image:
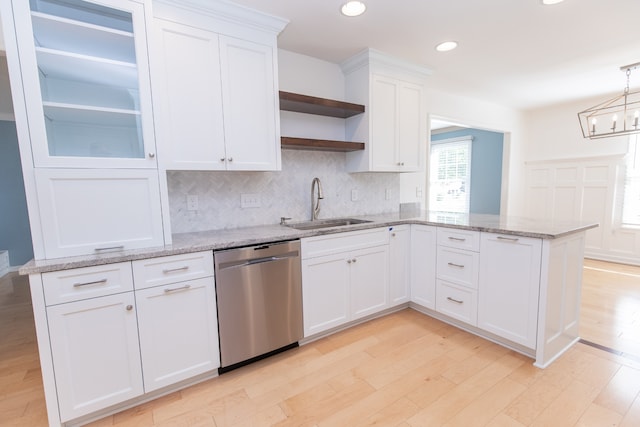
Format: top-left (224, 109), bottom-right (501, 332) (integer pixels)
top-left (214, 240), bottom-right (303, 371)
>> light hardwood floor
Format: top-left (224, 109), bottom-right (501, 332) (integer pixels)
top-left (580, 259), bottom-right (640, 359)
top-left (2, 262), bottom-right (640, 427)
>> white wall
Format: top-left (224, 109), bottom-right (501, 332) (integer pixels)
top-left (522, 95), bottom-right (638, 265)
top-left (400, 87), bottom-right (526, 217)
top-left (523, 94), bottom-right (628, 161)
top-left (277, 49), bottom-right (347, 142)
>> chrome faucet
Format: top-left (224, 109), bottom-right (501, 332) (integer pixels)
top-left (310, 177), bottom-right (324, 220)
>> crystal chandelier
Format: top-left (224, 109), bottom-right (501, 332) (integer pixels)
top-left (578, 62), bottom-right (640, 140)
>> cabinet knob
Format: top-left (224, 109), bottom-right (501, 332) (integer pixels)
top-left (352, 258), bottom-right (357, 263)
top-left (391, 233), bottom-right (396, 237)
top-left (397, 162), bottom-right (405, 166)
top-left (148, 152), bottom-right (155, 158)
top-left (220, 158), bottom-right (226, 162)
top-left (228, 157), bottom-right (233, 162)
top-left (347, 259), bottom-right (352, 264)
top-left (126, 305), bottom-right (133, 311)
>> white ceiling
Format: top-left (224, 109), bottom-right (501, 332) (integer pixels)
top-left (231, 0), bottom-right (640, 111)
top-left (1, 0), bottom-right (638, 110)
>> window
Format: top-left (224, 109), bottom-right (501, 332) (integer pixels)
top-left (429, 137), bottom-right (472, 213)
top-left (622, 134), bottom-right (640, 227)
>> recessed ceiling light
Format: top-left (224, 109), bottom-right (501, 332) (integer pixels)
top-left (435, 41), bottom-right (458, 52)
top-left (541, 0), bottom-right (565, 4)
top-left (341, 1), bottom-right (366, 17)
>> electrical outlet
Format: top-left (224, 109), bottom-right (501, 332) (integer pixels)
top-left (186, 195), bottom-right (198, 211)
top-left (351, 189), bottom-right (358, 201)
top-left (240, 193), bottom-right (261, 208)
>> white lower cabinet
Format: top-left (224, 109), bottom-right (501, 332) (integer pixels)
top-left (301, 252), bottom-right (350, 337)
top-left (135, 277), bottom-right (220, 392)
top-left (434, 228), bottom-right (480, 327)
top-left (301, 228), bottom-right (389, 337)
top-left (435, 280), bottom-right (478, 326)
top-left (410, 224), bottom-right (437, 309)
top-left (478, 233), bottom-right (542, 349)
top-left (350, 245), bottom-right (390, 320)
top-left (40, 251), bottom-right (218, 425)
top-left (388, 225), bottom-right (411, 305)
top-left (46, 292), bottom-right (143, 422)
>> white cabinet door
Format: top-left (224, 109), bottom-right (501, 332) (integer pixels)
top-left (152, 19), bottom-right (225, 170)
top-left (135, 277), bottom-right (220, 392)
top-left (350, 245), bottom-right (389, 320)
top-left (11, 0), bottom-right (157, 168)
top-left (478, 233), bottom-right (542, 349)
top-left (219, 35), bottom-right (280, 171)
top-left (397, 81), bottom-right (425, 170)
top-left (410, 225), bottom-right (437, 309)
top-left (302, 253), bottom-right (350, 337)
top-left (388, 225), bottom-right (411, 305)
top-left (355, 73), bottom-right (425, 172)
top-left (35, 168), bottom-right (164, 258)
top-left (370, 75), bottom-right (398, 171)
top-left (46, 292), bottom-right (143, 422)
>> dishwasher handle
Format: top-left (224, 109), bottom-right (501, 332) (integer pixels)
top-left (217, 251), bottom-right (299, 271)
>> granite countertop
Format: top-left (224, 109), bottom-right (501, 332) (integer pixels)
top-left (20, 211), bottom-right (598, 275)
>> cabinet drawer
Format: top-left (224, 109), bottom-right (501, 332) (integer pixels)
top-left (132, 251), bottom-right (214, 290)
top-left (436, 280), bottom-right (477, 326)
top-left (436, 246), bottom-right (479, 289)
top-left (437, 227), bottom-right (480, 252)
top-left (42, 262), bottom-right (134, 306)
top-left (301, 228), bottom-right (389, 259)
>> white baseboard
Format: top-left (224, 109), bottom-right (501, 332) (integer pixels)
top-left (585, 253), bottom-right (640, 267)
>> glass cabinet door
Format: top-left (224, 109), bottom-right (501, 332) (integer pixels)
top-left (16, 0), bottom-right (156, 168)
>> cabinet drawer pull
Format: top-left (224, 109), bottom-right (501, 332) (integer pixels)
top-left (164, 284), bottom-right (191, 293)
top-left (447, 262), bottom-right (465, 269)
top-left (73, 279), bottom-right (108, 288)
top-left (94, 245), bottom-right (125, 252)
top-left (126, 304), bottom-right (133, 311)
top-left (447, 296), bottom-right (464, 304)
top-left (448, 237), bottom-right (466, 242)
top-left (497, 236), bottom-right (519, 242)
top-left (162, 266), bottom-right (190, 274)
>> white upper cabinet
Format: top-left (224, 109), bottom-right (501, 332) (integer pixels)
top-left (151, 1), bottom-right (286, 171)
top-left (152, 20), bottom-right (226, 170)
top-left (342, 49), bottom-right (430, 173)
top-left (219, 35), bottom-right (280, 171)
top-left (11, 0), bottom-right (157, 168)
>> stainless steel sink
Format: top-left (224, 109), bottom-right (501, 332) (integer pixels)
top-left (285, 218), bottom-right (372, 230)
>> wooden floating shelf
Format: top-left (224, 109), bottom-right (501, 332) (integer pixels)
top-left (279, 91), bottom-right (364, 118)
top-left (281, 137), bottom-right (365, 152)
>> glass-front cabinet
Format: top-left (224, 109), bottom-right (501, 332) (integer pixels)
top-left (14, 0), bottom-right (156, 168)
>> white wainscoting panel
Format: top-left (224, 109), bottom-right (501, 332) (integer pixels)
top-left (525, 156), bottom-right (640, 265)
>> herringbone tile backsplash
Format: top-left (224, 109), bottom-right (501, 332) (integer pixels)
top-left (168, 150), bottom-right (400, 233)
